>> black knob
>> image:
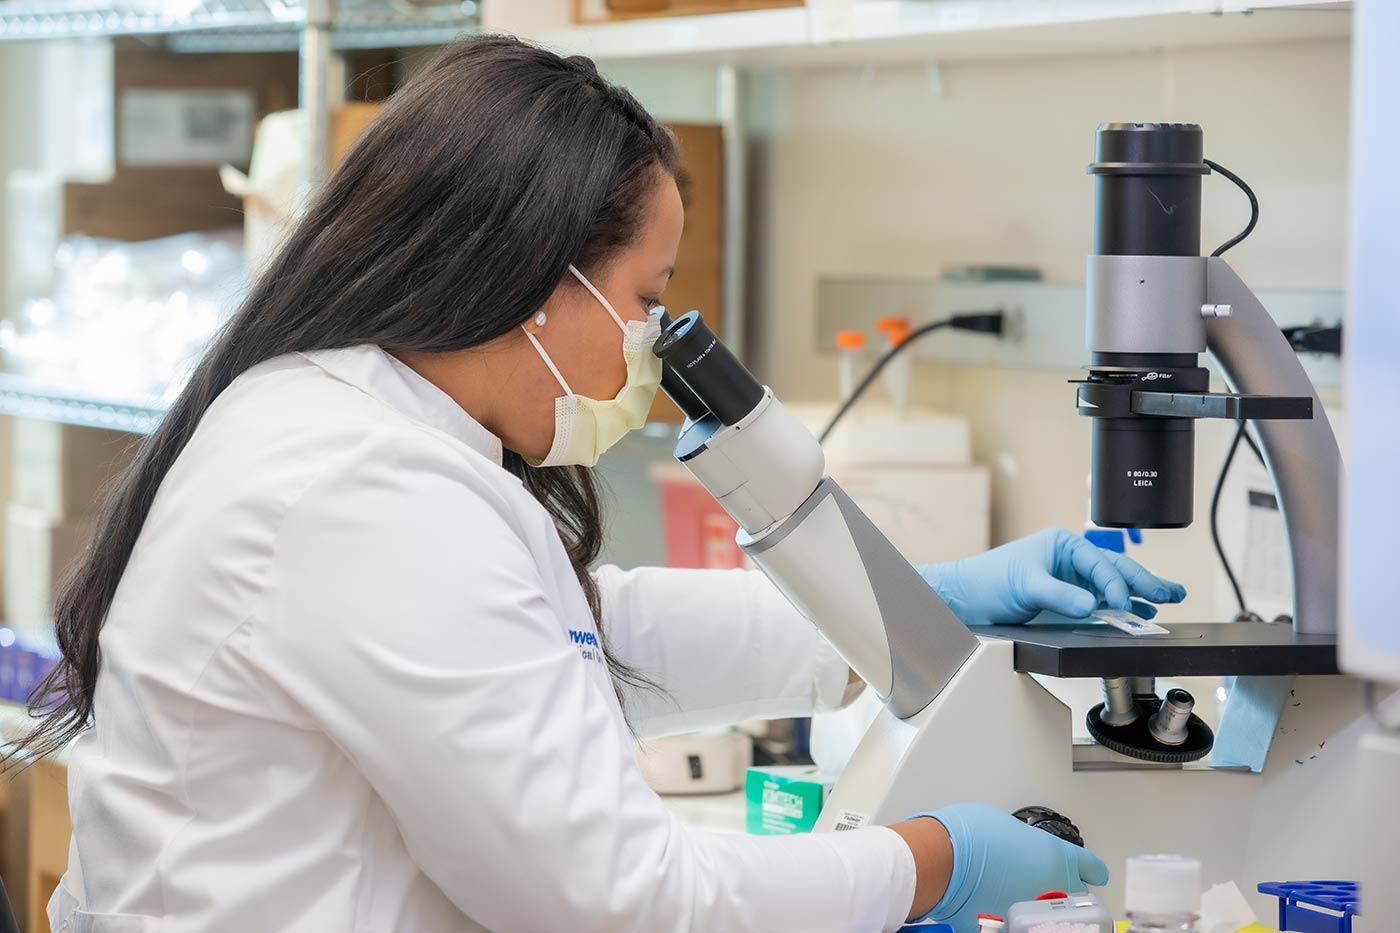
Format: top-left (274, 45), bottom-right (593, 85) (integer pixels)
top-left (1013, 805), bottom-right (1086, 848)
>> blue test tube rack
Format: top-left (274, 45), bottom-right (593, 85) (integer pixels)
top-left (1257, 880), bottom-right (1359, 933)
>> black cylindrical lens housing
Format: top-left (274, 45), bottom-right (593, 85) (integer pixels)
top-left (654, 309), bottom-right (712, 421)
top-left (660, 366), bottom-right (710, 422)
top-left (1083, 354), bottom-right (1209, 529)
top-left (653, 310), bottom-right (764, 426)
top-left (1082, 123), bottom-right (1210, 529)
top-left (1088, 122), bottom-right (1207, 257)
top-left (1091, 416), bottom-right (1195, 529)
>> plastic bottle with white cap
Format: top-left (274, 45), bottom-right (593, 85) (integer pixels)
top-left (1125, 854), bottom-right (1201, 932)
top-left (975, 914), bottom-right (1005, 933)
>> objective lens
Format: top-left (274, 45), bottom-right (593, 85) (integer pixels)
top-left (1100, 677), bottom-right (1142, 727)
top-left (1084, 356), bottom-right (1210, 529)
top-left (1149, 688), bottom-right (1195, 746)
top-left (1091, 411), bottom-right (1197, 529)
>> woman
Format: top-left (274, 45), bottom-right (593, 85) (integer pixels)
top-left (19, 36), bottom-right (1185, 933)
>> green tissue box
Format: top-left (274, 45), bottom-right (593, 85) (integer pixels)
top-left (744, 766), bottom-right (835, 835)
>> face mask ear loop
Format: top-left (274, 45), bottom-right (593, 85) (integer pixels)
top-left (522, 326), bottom-right (574, 396)
top-left (568, 264), bottom-right (628, 333)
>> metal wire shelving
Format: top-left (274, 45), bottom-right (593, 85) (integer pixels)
top-left (0, 0), bottom-right (477, 48)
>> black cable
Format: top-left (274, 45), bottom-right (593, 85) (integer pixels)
top-left (820, 320), bottom-right (951, 443)
top-left (819, 311), bottom-right (1005, 444)
top-left (1283, 322), bottom-right (1343, 355)
top-left (1204, 417), bottom-right (1271, 622)
top-left (1204, 158), bottom-right (1259, 257)
top-left (1203, 157), bottom-right (1267, 621)
top-left (1241, 425), bottom-right (1264, 465)
top-left (1211, 422), bottom-right (1252, 618)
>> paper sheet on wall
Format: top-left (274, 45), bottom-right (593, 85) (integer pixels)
top-left (1234, 456), bottom-right (1293, 623)
top-left (120, 89), bottom-right (256, 167)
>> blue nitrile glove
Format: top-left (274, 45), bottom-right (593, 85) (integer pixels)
top-left (918, 527), bottom-right (1187, 626)
top-left (912, 802), bottom-right (1110, 933)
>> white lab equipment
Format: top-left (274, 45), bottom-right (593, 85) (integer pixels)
top-left (634, 729), bottom-right (753, 795)
top-left (785, 400), bottom-right (988, 566)
top-left (787, 400), bottom-right (989, 776)
top-left (1006, 892), bottom-right (1113, 933)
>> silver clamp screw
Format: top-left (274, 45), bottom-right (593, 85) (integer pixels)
top-left (1201, 303), bottom-right (1233, 319)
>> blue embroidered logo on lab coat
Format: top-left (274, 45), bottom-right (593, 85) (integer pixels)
top-left (568, 629), bottom-right (603, 664)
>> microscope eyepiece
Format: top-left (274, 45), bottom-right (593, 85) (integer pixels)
top-left (653, 310), bottom-right (764, 427)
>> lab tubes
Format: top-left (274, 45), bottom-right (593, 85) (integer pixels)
top-left (835, 330), bottom-right (866, 401)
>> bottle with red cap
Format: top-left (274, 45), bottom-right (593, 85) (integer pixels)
top-left (976, 914), bottom-right (1006, 933)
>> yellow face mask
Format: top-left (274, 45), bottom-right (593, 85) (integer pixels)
top-left (523, 265), bottom-right (663, 468)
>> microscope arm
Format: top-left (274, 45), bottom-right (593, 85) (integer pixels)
top-left (1204, 257), bottom-right (1342, 635)
top-left (654, 312), bottom-right (980, 720)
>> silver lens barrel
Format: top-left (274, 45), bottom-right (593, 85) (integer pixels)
top-left (1101, 677), bottom-right (1142, 727)
top-left (1149, 688), bottom-right (1195, 745)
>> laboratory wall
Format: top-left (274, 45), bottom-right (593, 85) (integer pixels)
top-left (726, 38), bottom-right (1348, 620)
top-left (0, 38), bottom-right (1352, 623)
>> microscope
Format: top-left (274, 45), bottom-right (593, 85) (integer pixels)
top-left (653, 123), bottom-right (1367, 921)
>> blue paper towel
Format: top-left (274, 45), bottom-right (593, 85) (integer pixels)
top-left (1212, 675), bottom-right (1295, 772)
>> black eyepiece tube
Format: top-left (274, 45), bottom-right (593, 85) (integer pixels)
top-left (653, 310), bottom-right (764, 426)
top-left (653, 309), bottom-right (712, 421)
top-left (660, 366), bottom-right (710, 421)
top-left (1088, 122), bottom-right (1208, 257)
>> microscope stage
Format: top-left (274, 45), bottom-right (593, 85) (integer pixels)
top-left (980, 618), bottom-right (1340, 678)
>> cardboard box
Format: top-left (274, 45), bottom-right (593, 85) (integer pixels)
top-left (1, 758), bottom-right (71, 933)
top-left (62, 170), bottom-right (245, 242)
top-left (650, 123), bottom-right (724, 423)
top-left (57, 49), bottom-right (396, 245)
top-left (328, 102), bottom-right (384, 169)
top-left (744, 765), bottom-right (835, 835)
top-left (62, 47), bottom-right (301, 243)
top-left (113, 47), bottom-right (301, 171)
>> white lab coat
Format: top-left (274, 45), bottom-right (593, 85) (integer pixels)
top-left (49, 345), bottom-right (916, 933)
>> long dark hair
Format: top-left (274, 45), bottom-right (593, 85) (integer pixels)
top-left (9, 35), bottom-right (679, 766)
